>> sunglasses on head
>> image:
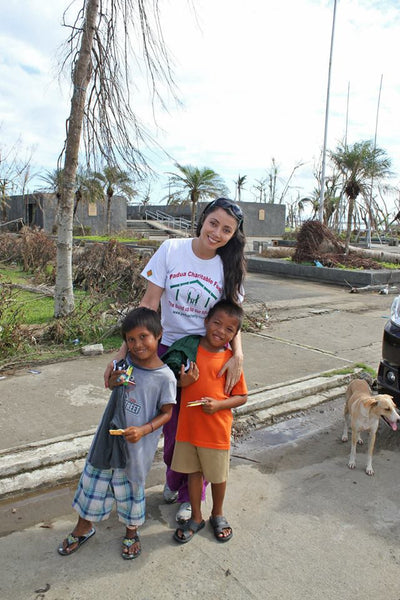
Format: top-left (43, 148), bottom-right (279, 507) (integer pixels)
top-left (206, 198), bottom-right (243, 223)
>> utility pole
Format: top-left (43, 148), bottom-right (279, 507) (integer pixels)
top-left (319, 0), bottom-right (337, 223)
top-left (367, 74), bottom-right (383, 248)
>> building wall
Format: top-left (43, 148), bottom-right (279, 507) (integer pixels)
top-left (5, 193), bottom-right (127, 235)
top-left (4, 194), bottom-right (45, 229)
top-left (6, 195), bottom-right (284, 237)
top-left (128, 201), bottom-right (285, 237)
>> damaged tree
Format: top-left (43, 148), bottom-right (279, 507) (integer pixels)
top-left (293, 220), bottom-right (400, 269)
top-left (55, 0), bottom-right (176, 316)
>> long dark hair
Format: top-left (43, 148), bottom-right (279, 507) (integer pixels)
top-left (196, 198), bottom-right (246, 303)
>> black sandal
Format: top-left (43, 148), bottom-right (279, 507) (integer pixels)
top-left (173, 519), bottom-right (205, 544)
top-left (209, 516), bottom-right (233, 543)
top-left (58, 527), bottom-right (96, 556)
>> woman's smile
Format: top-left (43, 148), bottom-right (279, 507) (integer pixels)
top-left (196, 208), bottom-right (237, 256)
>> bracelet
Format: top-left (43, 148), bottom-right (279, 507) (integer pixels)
top-left (149, 422), bottom-right (154, 433)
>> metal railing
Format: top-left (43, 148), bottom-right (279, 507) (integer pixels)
top-left (144, 209), bottom-right (192, 232)
top-left (0, 217), bottom-right (24, 228)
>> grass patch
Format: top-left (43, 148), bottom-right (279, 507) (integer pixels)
top-left (353, 362), bottom-right (377, 377)
top-left (75, 234), bottom-right (141, 243)
top-left (0, 265), bottom-right (29, 284)
top-left (11, 291), bottom-right (54, 324)
top-left (74, 235), bottom-right (161, 248)
top-left (321, 363), bottom-right (376, 378)
top-left (379, 261), bottom-right (400, 270)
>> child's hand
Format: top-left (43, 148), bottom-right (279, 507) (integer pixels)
top-left (201, 397), bottom-right (219, 414)
top-left (108, 369), bottom-right (126, 390)
top-left (179, 362), bottom-right (199, 387)
top-left (124, 426), bottom-right (145, 443)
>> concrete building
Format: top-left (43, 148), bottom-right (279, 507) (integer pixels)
top-left (3, 193), bottom-right (127, 235)
top-left (4, 194), bottom-right (285, 238)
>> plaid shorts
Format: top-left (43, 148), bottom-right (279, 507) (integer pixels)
top-left (72, 462), bottom-right (146, 527)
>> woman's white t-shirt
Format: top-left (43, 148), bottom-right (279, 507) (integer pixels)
top-left (140, 238), bottom-right (224, 346)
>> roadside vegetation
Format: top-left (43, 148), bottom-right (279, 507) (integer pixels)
top-left (0, 228), bottom-right (268, 373)
top-left (0, 228), bottom-right (149, 372)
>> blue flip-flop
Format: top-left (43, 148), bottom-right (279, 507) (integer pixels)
top-left (58, 527), bottom-right (96, 556)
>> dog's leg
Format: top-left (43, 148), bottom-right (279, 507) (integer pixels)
top-left (342, 406), bottom-right (350, 442)
top-left (365, 427), bottom-right (377, 476)
top-left (348, 426), bottom-right (358, 469)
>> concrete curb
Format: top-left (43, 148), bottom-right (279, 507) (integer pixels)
top-left (0, 370), bottom-right (355, 501)
top-left (246, 256), bottom-right (400, 286)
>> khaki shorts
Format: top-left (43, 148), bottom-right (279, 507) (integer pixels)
top-left (171, 441), bottom-right (229, 484)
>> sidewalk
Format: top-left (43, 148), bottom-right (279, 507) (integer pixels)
top-left (0, 312), bottom-right (380, 501)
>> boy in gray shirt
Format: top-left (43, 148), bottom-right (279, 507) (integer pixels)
top-left (58, 308), bottom-right (176, 560)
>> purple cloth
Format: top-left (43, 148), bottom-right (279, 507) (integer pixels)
top-left (158, 342), bottom-right (206, 502)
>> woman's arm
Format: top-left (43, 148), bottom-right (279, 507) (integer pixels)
top-left (139, 281), bottom-right (164, 310)
top-left (103, 281), bottom-right (164, 388)
top-left (217, 330), bottom-right (244, 395)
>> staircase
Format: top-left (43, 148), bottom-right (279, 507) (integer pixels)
top-left (144, 209), bottom-right (192, 235)
top-left (126, 219), bottom-right (168, 239)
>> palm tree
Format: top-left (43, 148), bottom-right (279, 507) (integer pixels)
top-left (40, 168), bottom-right (103, 232)
top-left (74, 168), bottom-right (104, 217)
top-left (40, 168), bottom-right (64, 201)
top-left (234, 174), bottom-right (247, 202)
top-left (330, 140), bottom-right (391, 252)
top-left (94, 166), bottom-right (136, 234)
top-left (166, 163), bottom-right (229, 232)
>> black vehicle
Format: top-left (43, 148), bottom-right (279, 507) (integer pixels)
top-left (377, 295), bottom-right (400, 406)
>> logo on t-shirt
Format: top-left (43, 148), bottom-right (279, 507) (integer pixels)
top-left (125, 397), bottom-right (141, 415)
top-left (170, 278), bottom-right (218, 311)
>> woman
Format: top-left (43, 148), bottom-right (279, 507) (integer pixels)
top-left (104, 197), bottom-right (246, 522)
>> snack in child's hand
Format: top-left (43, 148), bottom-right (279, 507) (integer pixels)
top-left (109, 428), bottom-right (125, 436)
top-left (187, 400), bottom-right (205, 407)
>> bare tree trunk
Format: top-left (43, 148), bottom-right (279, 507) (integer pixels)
top-left (55, 0), bottom-right (99, 317)
top-left (106, 195), bottom-right (112, 235)
top-left (344, 196), bottom-right (355, 254)
top-left (348, 245), bottom-right (400, 264)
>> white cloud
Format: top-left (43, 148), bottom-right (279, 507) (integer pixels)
top-left (1, 0), bottom-right (399, 209)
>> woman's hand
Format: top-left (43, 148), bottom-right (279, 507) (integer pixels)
top-left (218, 353), bottom-right (243, 395)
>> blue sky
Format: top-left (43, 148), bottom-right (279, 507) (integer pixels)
top-left (1, 0), bottom-right (400, 212)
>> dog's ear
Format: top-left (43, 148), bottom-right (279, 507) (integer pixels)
top-left (365, 398), bottom-right (378, 408)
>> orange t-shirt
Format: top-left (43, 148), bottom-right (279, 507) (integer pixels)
top-left (176, 344), bottom-right (248, 450)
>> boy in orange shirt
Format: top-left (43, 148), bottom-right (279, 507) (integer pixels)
top-left (167, 300), bottom-right (248, 544)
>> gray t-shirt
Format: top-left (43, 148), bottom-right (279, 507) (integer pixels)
top-left (124, 362), bottom-right (176, 484)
